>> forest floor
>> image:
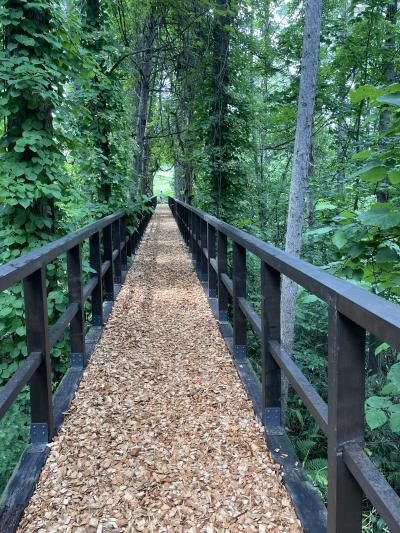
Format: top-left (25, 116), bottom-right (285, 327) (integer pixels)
top-left (18, 205), bottom-right (301, 533)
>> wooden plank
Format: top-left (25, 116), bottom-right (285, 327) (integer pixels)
top-left (238, 296), bottom-right (261, 337)
top-left (261, 262), bottom-right (282, 427)
top-left (23, 268), bottom-right (53, 441)
top-left (328, 309), bottom-right (365, 532)
top-left (0, 353), bottom-right (41, 420)
top-left (220, 273), bottom-right (233, 297)
top-left (53, 367), bottom-right (83, 434)
top-left (0, 443), bottom-right (49, 533)
top-left (343, 443), bottom-right (400, 533)
top-left (48, 302), bottom-right (79, 350)
top-left (172, 199), bottom-right (400, 348)
top-left (233, 243), bottom-right (247, 358)
top-left (82, 276), bottom-right (98, 303)
top-left (89, 231), bottom-right (103, 326)
top-left (0, 211), bottom-right (124, 292)
top-left (67, 245), bottom-right (85, 368)
top-left (207, 223), bottom-right (217, 298)
top-left (102, 225), bottom-right (114, 301)
top-left (269, 340), bottom-right (328, 434)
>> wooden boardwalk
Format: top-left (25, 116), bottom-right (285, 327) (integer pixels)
top-left (18, 205), bottom-right (300, 532)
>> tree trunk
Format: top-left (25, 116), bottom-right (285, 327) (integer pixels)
top-left (280, 0), bottom-right (323, 417)
top-left (210, 0), bottom-right (232, 216)
top-left (376, 0), bottom-right (397, 203)
top-left (134, 10), bottom-right (157, 196)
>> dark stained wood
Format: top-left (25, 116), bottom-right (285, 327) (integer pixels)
top-left (220, 272), bottom-right (233, 297)
top-left (238, 296), bottom-right (261, 337)
top-left (0, 443), bottom-right (49, 532)
top-left (0, 212), bottom-right (124, 292)
top-left (343, 443), bottom-right (400, 533)
top-left (102, 225), bottom-right (114, 301)
top-left (261, 262), bottom-right (281, 426)
top-left (120, 217), bottom-right (128, 271)
top-left (217, 231), bottom-right (229, 322)
top-left (67, 245), bottom-right (85, 368)
top-left (269, 340), bottom-right (328, 434)
top-left (169, 196), bottom-right (400, 532)
top-left (48, 302), bottom-right (79, 350)
top-left (89, 231), bottom-right (103, 326)
top-left (0, 199), bottom-right (157, 532)
top-left (23, 268), bottom-right (54, 441)
top-left (207, 224), bottom-right (217, 298)
top-left (0, 352), bottom-right (41, 420)
top-left (232, 242), bottom-right (247, 358)
top-left (171, 198), bottom-right (400, 349)
top-left (200, 219), bottom-right (208, 281)
top-left (328, 309), bottom-right (365, 533)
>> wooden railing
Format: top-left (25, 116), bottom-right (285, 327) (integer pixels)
top-left (0, 196), bottom-right (156, 529)
top-left (169, 196), bottom-right (400, 533)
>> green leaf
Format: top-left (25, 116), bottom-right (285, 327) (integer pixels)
top-left (351, 150), bottom-right (374, 161)
top-left (366, 408), bottom-right (387, 430)
top-left (332, 230), bottom-right (348, 249)
top-left (315, 202), bottom-right (337, 211)
top-left (375, 342), bottom-right (390, 356)
top-left (377, 93), bottom-right (400, 105)
top-left (366, 396), bottom-right (392, 409)
top-left (356, 161), bottom-right (387, 182)
top-left (350, 84), bottom-right (380, 104)
top-left (389, 412), bottom-right (400, 433)
top-left (0, 307), bottom-right (13, 318)
top-left (358, 205), bottom-right (400, 230)
top-left (13, 34), bottom-right (36, 47)
top-left (388, 169), bottom-right (400, 184)
top-left (376, 246), bottom-right (399, 263)
top-left (388, 363), bottom-right (400, 390)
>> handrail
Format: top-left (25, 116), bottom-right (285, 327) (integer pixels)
top-left (169, 196), bottom-right (400, 533)
top-left (0, 196), bottom-right (157, 439)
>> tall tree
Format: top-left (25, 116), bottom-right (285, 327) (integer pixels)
top-left (280, 0), bottom-right (323, 409)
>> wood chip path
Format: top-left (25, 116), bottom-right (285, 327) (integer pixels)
top-left (19, 205), bottom-right (301, 533)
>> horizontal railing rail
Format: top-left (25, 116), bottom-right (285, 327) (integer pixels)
top-left (169, 196), bottom-right (400, 533)
top-left (0, 196), bottom-right (156, 529)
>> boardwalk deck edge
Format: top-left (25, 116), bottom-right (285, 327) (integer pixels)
top-left (195, 263), bottom-right (328, 533)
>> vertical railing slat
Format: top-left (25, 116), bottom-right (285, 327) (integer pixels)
top-left (328, 308), bottom-right (365, 533)
top-left (207, 224), bottom-right (217, 297)
top-left (103, 224), bottom-right (114, 301)
top-left (89, 231), bottom-right (103, 327)
top-left (217, 230), bottom-right (228, 322)
top-left (24, 267), bottom-right (54, 442)
top-left (232, 242), bottom-right (246, 359)
top-left (261, 261), bottom-right (281, 427)
top-left (67, 244), bottom-right (85, 367)
top-left (112, 219), bottom-right (122, 284)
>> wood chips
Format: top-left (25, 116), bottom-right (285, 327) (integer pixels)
top-left (18, 205), bottom-right (302, 533)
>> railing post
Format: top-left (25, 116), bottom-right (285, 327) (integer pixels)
top-left (89, 231), bottom-right (103, 326)
top-left (195, 215), bottom-right (202, 273)
top-left (200, 218), bottom-right (208, 281)
top-left (103, 224), bottom-right (114, 301)
top-left (24, 267), bottom-right (54, 442)
top-left (112, 219), bottom-right (122, 284)
top-left (189, 209), bottom-right (194, 255)
top-left (261, 262), bottom-right (281, 427)
top-left (207, 224), bottom-right (217, 297)
top-left (217, 231), bottom-right (228, 321)
top-left (232, 242), bottom-right (247, 358)
top-left (120, 216), bottom-right (128, 271)
top-left (67, 244), bottom-right (85, 367)
top-left (328, 308), bottom-right (365, 533)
